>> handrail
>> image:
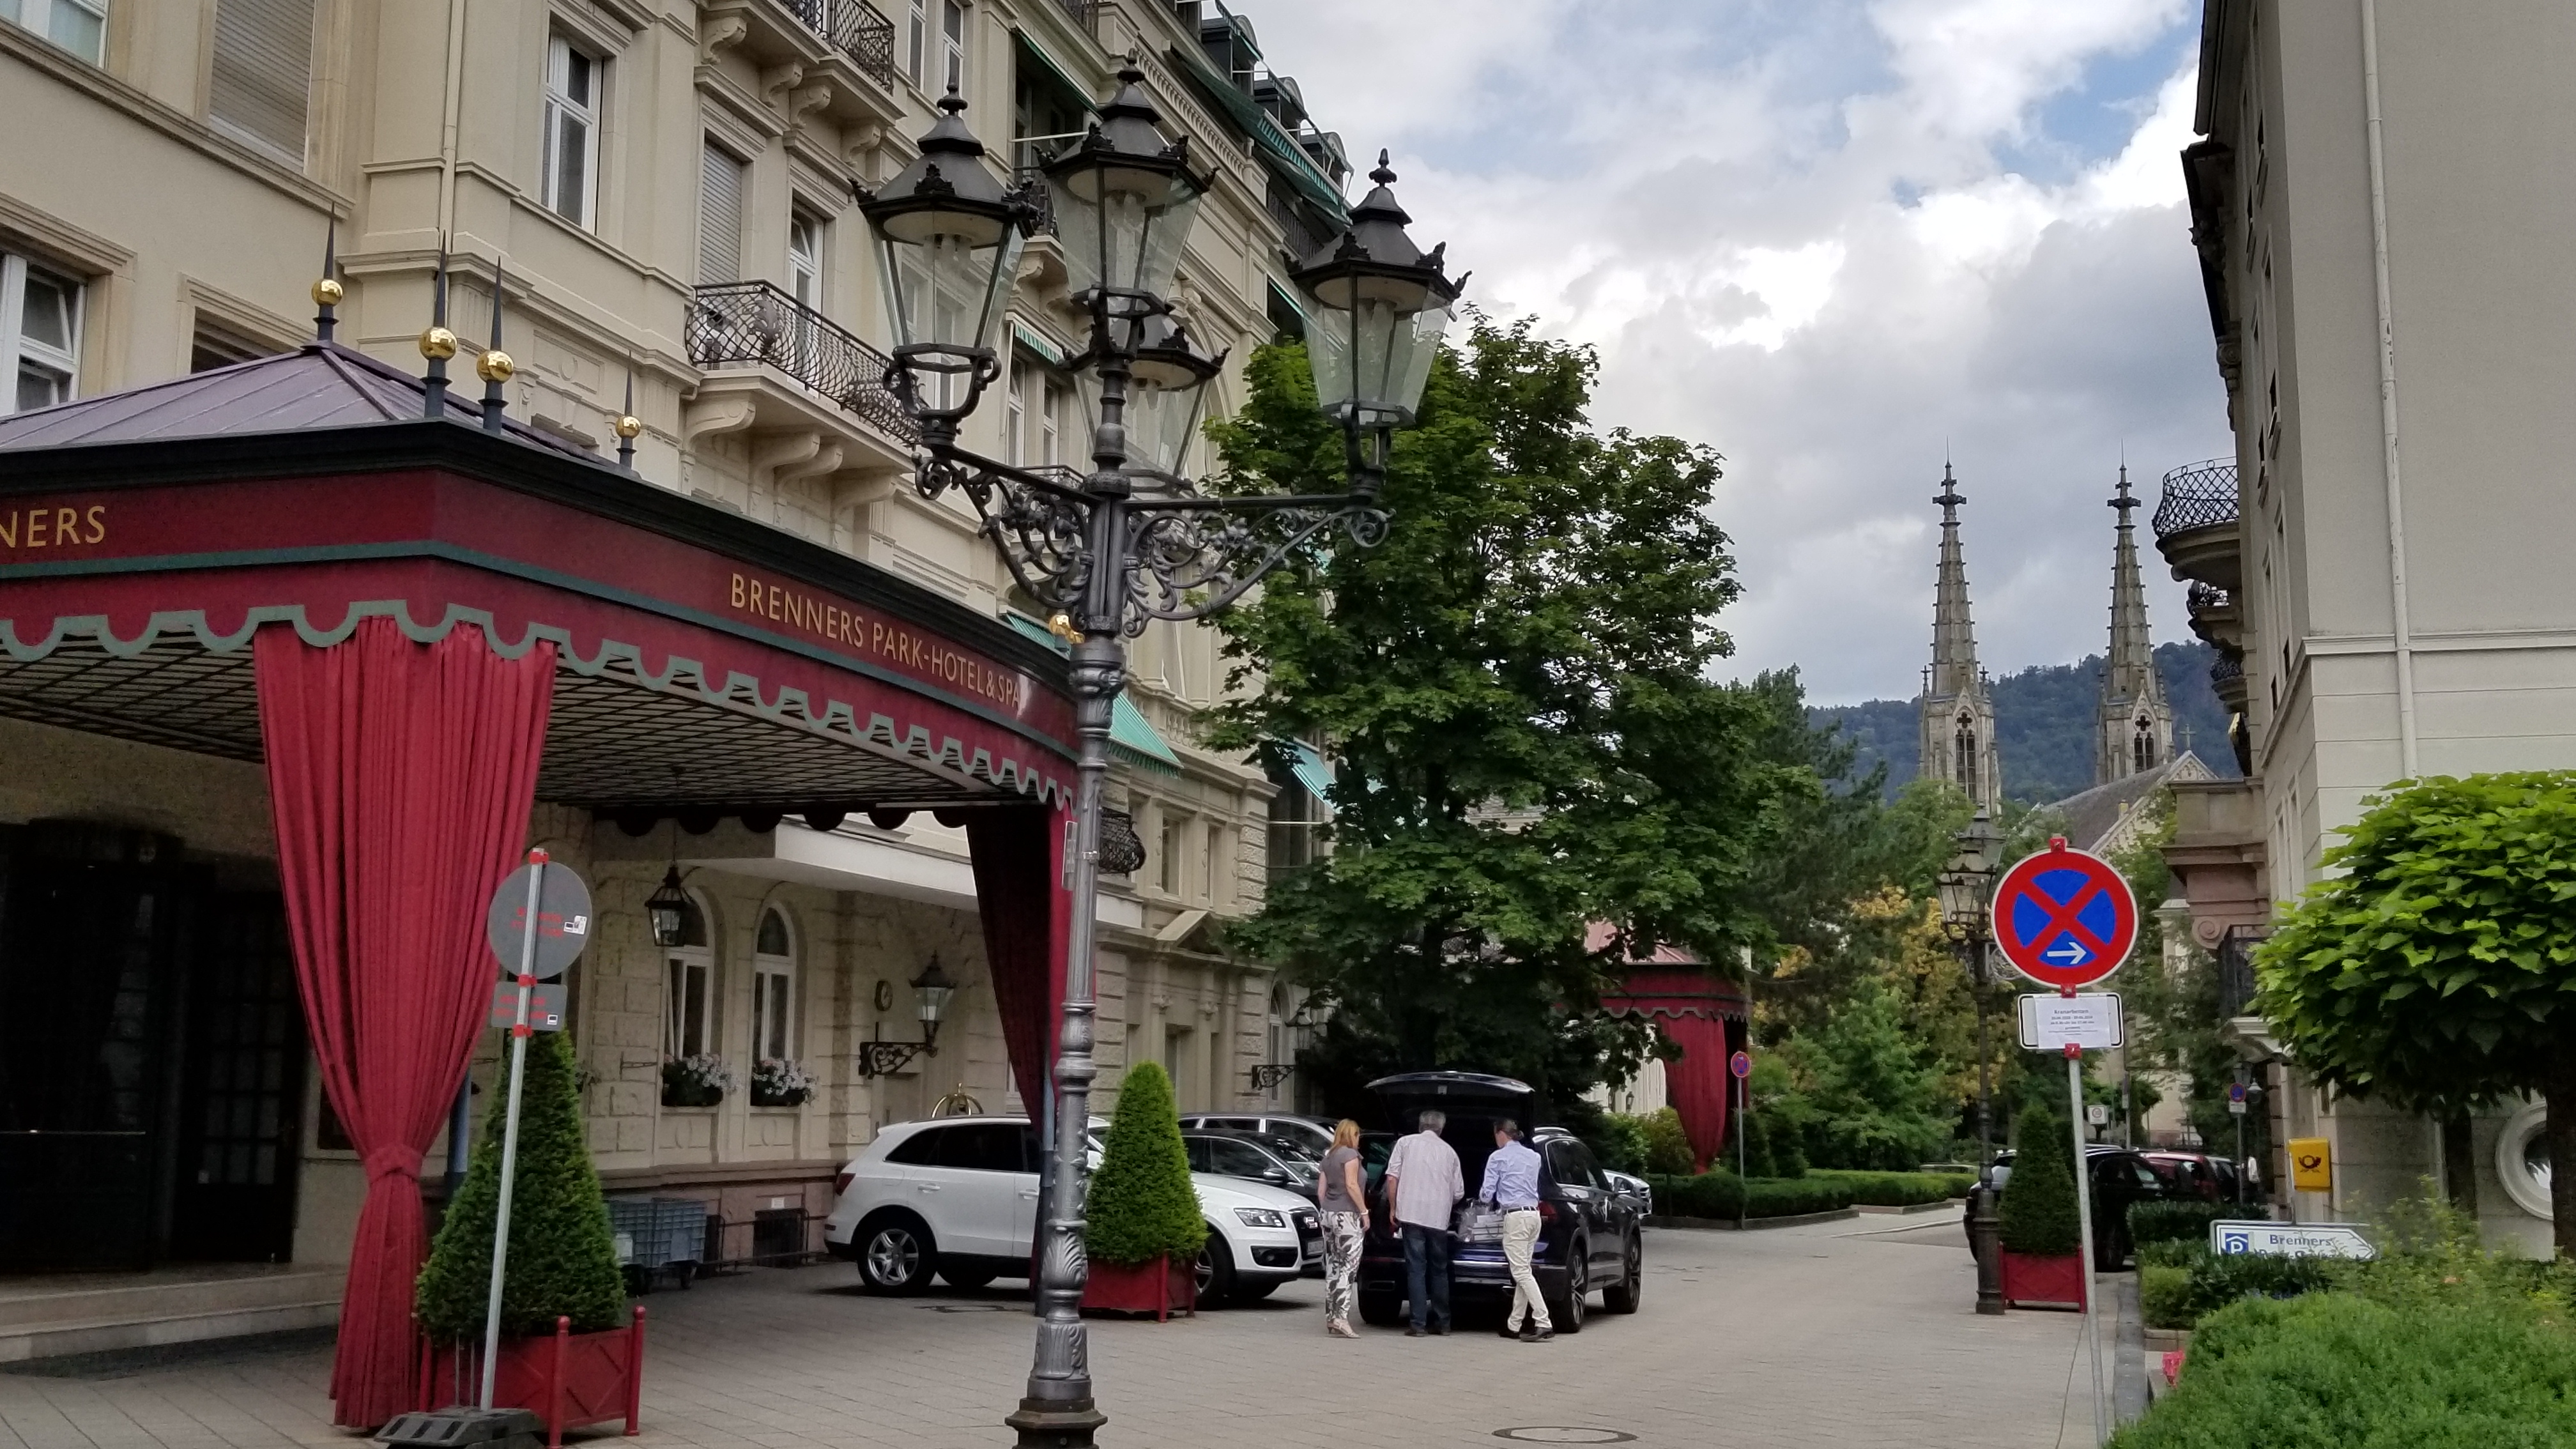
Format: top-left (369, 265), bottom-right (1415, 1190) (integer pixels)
top-left (685, 281), bottom-right (917, 444)
top-left (2155, 458), bottom-right (2240, 539)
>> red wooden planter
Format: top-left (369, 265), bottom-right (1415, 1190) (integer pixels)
top-left (1079, 1255), bottom-right (1194, 1320)
top-left (417, 1306), bottom-right (646, 1448)
top-left (1999, 1249), bottom-right (2088, 1310)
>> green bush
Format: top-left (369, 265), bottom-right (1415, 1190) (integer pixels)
top-left (2110, 1292), bottom-right (2576, 1448)
top-left (2184, 1249), bottom-right (2338, 1320)
top-left (1641, 1170), bottom-right (1856, 1220)
top-left (1805, 1169), bottom-right (1971, 1205)
top-left (1998, 1102), bottom-right (2079, 1256)
top-left (417, 1031), bottom-right (626, 1339)
top-left (1593, 1108), bottom-right (1697, 1176)
top-left (2136, 1238), bottom-right (2209, 1272)
top-left (1085, 1062), bottom-right (1206, 1267)
top-left (1637, 1108), bottom-right (1697, 1175)
top-left (2138, 1265), bottom-right (2195, 1331)
top-left (2129, 1199), bottom-right (2233, 1248)
top-left (1588, 1112), bottom-right (1650, 1175)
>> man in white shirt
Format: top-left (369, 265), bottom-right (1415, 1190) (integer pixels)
top-left (1382, 1109), bottom-right (1464, 1336)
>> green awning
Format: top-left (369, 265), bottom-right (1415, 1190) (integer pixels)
top-left (1006, 613), bottom-right (1183, 773)
top-left (1164, 45), bottom-right (1350, 221)
top-left (1013, 30), bottom-right (1096, 119)
top-left (1287, 739), bottom-right (1333, 811)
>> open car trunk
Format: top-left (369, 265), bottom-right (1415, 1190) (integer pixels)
top-left (1363, 1071), bottom-right (1537, 1227)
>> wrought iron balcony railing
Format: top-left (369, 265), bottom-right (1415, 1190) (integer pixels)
top-left (2209, 653), bottom-right (2244, 685)
top-left (786, 0), bottom-right (896, 87)
top-left (2188, 581), bottom-right (2232, 617)
top-left (1011, 164), bottom-right (1057, 236)
top-left (686, 281), bottom-right (916, 444)
top-left (2216, 924), bottom-right (2268, 1020)
top-left (1052, 0), bottom-right (1098, 32)
top-left (2156, 458), bottom-right (2241, 540)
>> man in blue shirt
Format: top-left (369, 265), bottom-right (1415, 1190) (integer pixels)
top-left (1479, 1119), bottom-right (1551, 1341)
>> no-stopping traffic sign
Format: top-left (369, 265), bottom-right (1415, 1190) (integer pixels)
top-left (485, 859), bottom-right (593, 980)
top-left (1991, 838), bottom-right (2138, 990)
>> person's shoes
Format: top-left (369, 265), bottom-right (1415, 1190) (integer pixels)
top-left (1431, 1323), bottom-right (1450, 1336)
top-left (1529, 1328), bottom-right (1554, 1342)
top-left (1406, 1326), bottom-right (1425, 1337)
top-left (1328, 1321), bottom-right (1359, 1339)
top-left (1498, 1322), bottom-right (1522, 1338)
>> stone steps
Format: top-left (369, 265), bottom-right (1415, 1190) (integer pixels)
top-left (0, 1266), bottom-right (342, 1363)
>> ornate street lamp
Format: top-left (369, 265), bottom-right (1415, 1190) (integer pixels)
top-left (645, 866), bottom-right (691, 949)
top-left (862, 63), bottom-right (1457, 1449)
top-left (1937, 807), bottom-right (2004, 1167)
top-left (857, 956), bottom-right (959, 1077)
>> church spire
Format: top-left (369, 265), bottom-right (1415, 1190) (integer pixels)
top-left (2097, 464), bottom-right (2174, 783)
top-left (1922, 462), bottom-right (2000, 807)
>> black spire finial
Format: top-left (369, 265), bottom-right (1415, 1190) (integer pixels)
top-left (420, 240), bottom-right (457, 418)
top-left (1370, 149), bottom-right (1395, 187)
top-left (311, 218), bottom-right (343, 344)
top-left (614, 370), bottom-right (642, 471)
top-left (477, 257), bottom-right (514, 433)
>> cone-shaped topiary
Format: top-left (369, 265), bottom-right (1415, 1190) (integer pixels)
top-left (1999, 1100), bottom-right (2082, 1257)
top-left (417, 1030), bottom-right (627, 1339)
top-left (1084, 1061), bottom-right (1207, 1267)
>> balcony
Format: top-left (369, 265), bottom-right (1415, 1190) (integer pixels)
top-left (687, 282), bottom-right (914, 445)
top-left (2162, 777), bottom-right (2269, 966)
top-left (2154, 457), bottom-right (2242, 592)
top-left (682, 283), bottom-right (918, 519)
top-left (702, 0), bottom-right (903, 130)
top-left (790, 0), bottom-right (896, 86)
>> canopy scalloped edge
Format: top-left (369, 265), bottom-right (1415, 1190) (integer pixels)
top-left (1, 599), bottom-right (1075, 808)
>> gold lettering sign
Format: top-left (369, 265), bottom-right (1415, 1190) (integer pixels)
top-left (728, 571), bottom-right (1026, 712)
top-left (0, 503), bottom-right (107, 553)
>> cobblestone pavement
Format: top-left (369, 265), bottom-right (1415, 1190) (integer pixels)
top-left (0, 1212), bottom-right (2101, 1449)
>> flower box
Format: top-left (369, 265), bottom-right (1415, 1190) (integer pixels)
top-left (417, 1308), bottom-right (646, 1448)
top-left (1079, 1255), bottom-right (1193, 1320)
top-left (1999, 1249), bottom-right (2088, 1310)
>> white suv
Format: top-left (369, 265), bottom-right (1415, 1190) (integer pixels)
top-left (822, 1116), bottom-right (1321, 1306)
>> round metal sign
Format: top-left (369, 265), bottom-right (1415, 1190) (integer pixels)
top-left (486, 858), bottom-right (593, 980)
top-left (1989, 839), bottom-right (2138, 990)
top-left (1729, 1050), bottom-right (1753, 1080)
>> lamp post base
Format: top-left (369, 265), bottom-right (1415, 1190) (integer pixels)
top-left (1007, 1399), bottom-right (1107, 1449)
top-left (1967, 1184), bottom-right (2007, 1317)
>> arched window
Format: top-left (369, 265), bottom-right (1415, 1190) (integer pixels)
top-left (2133, 717), bottom-right (2157, 774)
top-left (1954, 712), bottom-right (1978, 796)
top-left (752, 907), bottom-right (796, 1064)
top-left (662, 894), bottom-right (712, 1060)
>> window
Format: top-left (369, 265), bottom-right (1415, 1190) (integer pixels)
top-left (2, 0), bottom-right (105, 64)
top-left (905, 0), bottom-right (926, 86)
top-left (1952, 712), bottom-right (1977, 797)
top-left (1158, 813), bottom-right (1183, 894)
top-left (541, 36), bottom-right (602, 228)
top-left (1041, 378), bottom-right (1066, 466)
top-left (191, 317), bottom-right (269, 373)
top-left (698, 142), bottom-right (745, 284)
top-left (751, 908), bottom-right (795, 1063)
top-left (208, 0), bottom-right (316, 163)
top-left (661, 894), bottom-right (712, 1059)
top-left (1202, 824), bottom-right (1226, 905)
top-left (788, 214), bottom-right (822, 308)
top-left (933, 1122), bottom-right (1026, 1172)
top-left (1006, 362), bottom-right (1028, 464)
top-left (2132, 718), bottom-right (2156, 774)
top-left (1, 253), bottom-right (81, 416)
top-left (886, 1125), bottom-right (949, 1165)
top-left (940, 0), bottom-right (966, 93)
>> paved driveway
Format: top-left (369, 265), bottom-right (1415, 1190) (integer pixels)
top-left (0, 1211), bottom-right (2096, 1449)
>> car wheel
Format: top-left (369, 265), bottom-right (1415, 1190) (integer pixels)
top-left (856, 1213), bottom-right (937, 1294)
top-left (1358, 1291), bottom-right (1404, 1327)
top-left (1194, 1229), bottom-right (1236, 1309)
top-left (1600, 1234), bottom-right (1643, 1314)
top-left (1542, 1241), bottom-right (1587, 1334)
top-left (940, 1261), bottom-right (998, 1290)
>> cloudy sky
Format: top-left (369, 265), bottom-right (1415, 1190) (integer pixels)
top-left (1248, 0), bottom-right (2234, 705)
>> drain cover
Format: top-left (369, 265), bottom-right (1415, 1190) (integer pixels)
top-left (1493, 1430), bottom-right (1636, 1444)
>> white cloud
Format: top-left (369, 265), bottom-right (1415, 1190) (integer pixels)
top-left (1245, 0), bottom-right (2232, 704)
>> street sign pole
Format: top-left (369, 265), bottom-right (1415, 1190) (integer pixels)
top-left (478, 849), bottom-right (548, 1411)
top-left (2065, 1036), bottom-right (2107, 1446)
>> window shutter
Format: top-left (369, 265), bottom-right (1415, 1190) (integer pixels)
top-left (698, 144), bottom-right (745, 286)
top-left (210, 0), bottom-right (316, 163)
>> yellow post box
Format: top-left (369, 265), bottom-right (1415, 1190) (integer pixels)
top-left (2288, 1137), bottom-right (2332, 1193)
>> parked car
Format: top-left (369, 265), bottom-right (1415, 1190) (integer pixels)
top-left (822, 1116), bottom-right (1321, 1306)
top-left (1184, 1130), bottom-right (1324, 1206)
top-left (1177, 1112), bottom-right (1337, 1157)
top-left (2140, 1151), bottom-right (2227, 1202)
top-left (1975, 1145), bottom-right (2180, 1269)
top-left (1353, 1072), bottom-right (1644, 1333)
top-left (1602, 1169), bottom-right (1654, 1217)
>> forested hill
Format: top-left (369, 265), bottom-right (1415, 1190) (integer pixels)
top-left (1811, 640), bottom-right (2241, 805)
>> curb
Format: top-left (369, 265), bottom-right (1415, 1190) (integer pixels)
top-left (1644, 1208), bottom-right (1862, 1231)
top-left (1853, 1199), bottom-right (1961, 1216)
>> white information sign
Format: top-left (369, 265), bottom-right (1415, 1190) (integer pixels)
top-left (2085, 1104), bottom-right (2110, 1126)
top-left (2016, 992), bottom-right (2124, 1050)
top-left (2209, 1220), bottom-right (2376, 1259)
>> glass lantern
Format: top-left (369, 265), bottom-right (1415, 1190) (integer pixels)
top-left (1291, 153), bottom-right (1463, 432)
top-left (1045, 65), bottom-right (1209, 336)
top-left (1075, 314), bottom-right (1222, 487)
top-left (859, 91), bottom-right (1029, 414)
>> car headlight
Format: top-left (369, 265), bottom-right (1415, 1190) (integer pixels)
top-left (1233, 1207), bottom-right (1288, 1228)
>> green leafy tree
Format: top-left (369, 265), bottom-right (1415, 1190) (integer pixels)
top-left (417, 1031), bottom-right (625, 1339)
top-left (1204, 321), bottom-right (1795, 1114)
top-left (2258, 772), bottom-right (2576, 1252)
top-left (2000, 1100), bottom-right (2081, 1256)
top-left (1084, 1062), bottom-right (1206, 1267)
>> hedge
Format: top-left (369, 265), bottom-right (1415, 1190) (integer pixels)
top-left (2128, 1199), bottom-right (2233, 1248)
top-left (1805, 1169), bottom-right (1974, 1206)
top-left (1998, 1102), bottom-right (2079, 1255)
top-left (2138, 1264), bottom-right (2193, 1331)
top-left (1084, 1062), bottom-right (1206, 1266)
top-left (417, 1031), bottom-right (627, 1339)
top-left (1643, 1170), bottom-right (1855, 1220)
top-left (2110, 1292), bottom-right (2576, 1447)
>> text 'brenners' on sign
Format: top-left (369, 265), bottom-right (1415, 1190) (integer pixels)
top-left (728, 571), bottom-right (1025, 712)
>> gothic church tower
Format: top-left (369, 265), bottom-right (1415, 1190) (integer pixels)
top-left (2097, 465), bottom-right (2174, 784)
top-left (1920, 464), bottom-right (2002, 807)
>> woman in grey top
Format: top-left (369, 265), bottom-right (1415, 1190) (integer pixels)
top-left (1317, 1119), bottom-right (1368, 1337)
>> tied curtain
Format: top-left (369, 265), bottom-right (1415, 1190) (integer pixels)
top-left (255, 618), bottom-right (554, 1429)
top-left (1658, 1012), bottom-right (1733, 1171)
top-left (965, 805), bottom-right (1073, 1112)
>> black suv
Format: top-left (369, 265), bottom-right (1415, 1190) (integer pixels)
top-left (1354, 1071), bottom-right (1644, 1333)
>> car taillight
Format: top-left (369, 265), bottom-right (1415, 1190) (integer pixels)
top-left (833, 1172), bottom-right (854, 1197)
top-left (1538, 1200), bottom-right (1558, 1225)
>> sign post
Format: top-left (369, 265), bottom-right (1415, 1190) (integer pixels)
top-left (475, 851), bottom-right (591, 1412)
top-left (1992, 837), bottom-right (2138, 1449)
top-left (1730, 1050), bottom-right (1752, 1231)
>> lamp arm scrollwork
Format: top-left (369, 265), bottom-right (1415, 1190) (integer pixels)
top-left (1122, 495), bottom-right (1387, 631)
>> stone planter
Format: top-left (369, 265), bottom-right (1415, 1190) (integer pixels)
top-left (1079, 1255), bottom-right (1193, 1320)
top-left (418, 1308), bottom-right (646, 1448)
top-left (1999, 1248), bottom-right (2087, 1310)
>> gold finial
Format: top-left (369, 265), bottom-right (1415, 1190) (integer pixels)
top-left (1046, 612), bottom-right (1078, 643)
top-left (475, 349), bottom-right (515, 383)
top-left (418, 326), bottom-right (459, 361)
top-left (613, 413), bottom-right (643, 440)
top-left (311, 277), bottom-right (344, 307)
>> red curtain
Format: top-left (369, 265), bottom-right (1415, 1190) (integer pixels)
top-left (256, 618), bottom-right (554, 1428)
top-left (1660, 1013), bottom-right (1733, 1172)
top-left (965, 804), bottom-right (1072, 1103)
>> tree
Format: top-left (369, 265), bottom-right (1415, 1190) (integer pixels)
top-left (1999, 1100), bottom-right (2080, 1257)
top-left (2258, 772), bottom-right (2576, 1252)
top-left (1204, 319), bottom-right (1793, 1116)
top-left (417, 1031), bottom-right (625, 1339)
top-left (1084, 1062), bottom-right (1206, 1267)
